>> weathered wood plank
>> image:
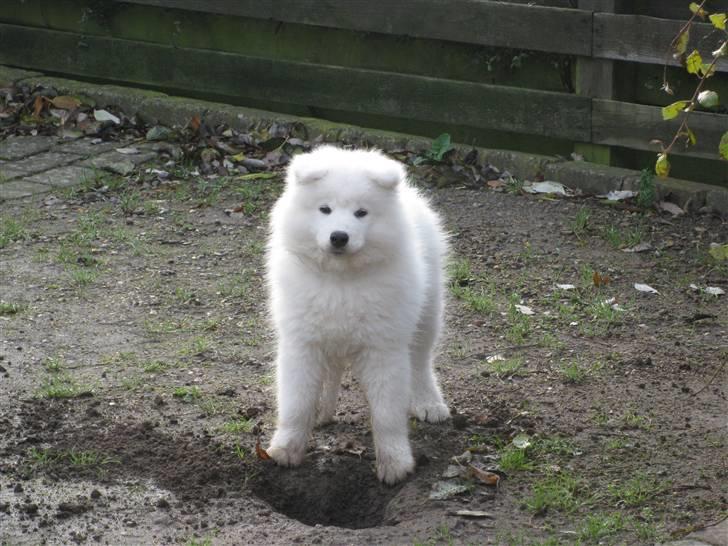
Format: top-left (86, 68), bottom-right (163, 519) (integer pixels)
top-left (112, 0), bottom-right (593, 55)
top-left (592, 99), bottom-right (728, 160)
top-left (0, 24), bottom-right (591, 140)
top-left (631, 1), bottom-right (723, 20)
top-left (595, 13), bottom-right (728, 72)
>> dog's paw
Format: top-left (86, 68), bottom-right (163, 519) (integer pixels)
top-left (266, 444), bottom-right (305, 467)
top-left (410, 401), bottom-right (450, 423)
top-left (377, 452), bottom-right (415, 485)
top-left (316, 413), bottom-right (336, 427)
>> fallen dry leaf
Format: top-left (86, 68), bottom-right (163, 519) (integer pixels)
top-left (51, 95), bottom-right (81, 110)
top-left (33, 95), bottom-right (46, 118)
top-left (189, 114), bottom-right (201, 132)
top-left (467, 465), bottom-right (500, 486)
top-left (593, 271), bottom-right (610, 287)
top-left (255, 438), bottom-right (271, 460)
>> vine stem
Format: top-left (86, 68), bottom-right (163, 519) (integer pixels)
top-left (661, 0), bottom-right (709, 91)
top-left (663, 50), bottom-right (723, 155)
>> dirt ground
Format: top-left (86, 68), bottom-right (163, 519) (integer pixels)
top-left (1, 119), bottom-right (727, 545)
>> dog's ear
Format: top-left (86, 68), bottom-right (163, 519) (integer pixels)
top-left (288, 154), bottom-right (328, 185)
top-left (366, 159), bottom-right (405, 190)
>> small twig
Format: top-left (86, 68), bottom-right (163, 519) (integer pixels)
top-left (661, 0), bottom-right (708, 91)
top-left (692, 360), bottom-right (726, 396)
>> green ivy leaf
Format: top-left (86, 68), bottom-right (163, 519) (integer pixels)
top-left (661, 100), bottom-right (690, 120)
top-left (699, 63), bottom-right (717, 78)
top-left (709, 13), bottom-right (726, 30)
top-left (685, 50), bottom-right (703, 74)
top-left (655, 153), bottom-right (670, 178)
top-left (719, 132), bottom-right (728, 160)
top-left (429, 133), bottom-right (454, 161)
top-left (689, 2), bottom-right (708, 18)
top-left (674, 28), bottom-right (690, 57)
top-left (685, 127), bottom-right (697, 146)
top-left (697, 90), bottom-right (720, 108)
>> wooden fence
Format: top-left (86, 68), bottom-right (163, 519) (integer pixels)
top-left (0, 0), bottom-right (726, 185)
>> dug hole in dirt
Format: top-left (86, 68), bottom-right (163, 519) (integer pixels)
top-left (1, 81), bottom-right (727, 545)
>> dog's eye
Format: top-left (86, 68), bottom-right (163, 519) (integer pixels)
top-left (319, 205), bottom-right (332, 214)
top-left (354, 209), bottom-right (368, 218)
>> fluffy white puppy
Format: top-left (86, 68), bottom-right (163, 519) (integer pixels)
top-left (266, 146), bottom-right (449, 484)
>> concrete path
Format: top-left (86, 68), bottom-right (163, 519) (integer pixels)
top-left (0, 134), bottom-right (157, 200)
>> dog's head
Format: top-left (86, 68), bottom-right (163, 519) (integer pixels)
top-left (272, 146), bottom-right (408, 269)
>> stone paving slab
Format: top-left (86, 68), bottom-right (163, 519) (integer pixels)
top-left (0, 179), bottom-right (52, 199)
top-left (0, 135), bottom-right (59, 160)
top-left (0, 151), bottom-right (82, 180)
top-left (81, 149), bottom-right (157, 176)
top-left (55, 138), bottom-right (130, 156)
top-left (22, 165), bottom-right (97, 188)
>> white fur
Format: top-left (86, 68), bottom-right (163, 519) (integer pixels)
top-left (266, 146), bottom-right (449, 484)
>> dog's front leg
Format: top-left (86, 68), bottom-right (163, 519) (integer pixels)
top-left (357, 349), bottom-right (414, 485)
top-left (267, 341), bottom-right (324, 466)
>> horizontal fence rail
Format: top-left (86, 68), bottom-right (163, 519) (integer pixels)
top-left (1, 0), bottom-right (726, 183)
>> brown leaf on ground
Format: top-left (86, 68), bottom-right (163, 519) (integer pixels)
top-left (467, 465), bottom-right (500, 486)
top-left (255, 437), bottom-right (271, 460)
top-left (51, 96), bottom-right (82, 110)
top-left (593, 271), bottom-right (610, 287)
top-left (33, 95), bottom-right (46, 118)
top-left (189, 115), bottom-right (201, 132)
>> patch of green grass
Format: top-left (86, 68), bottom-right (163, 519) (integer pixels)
top-left (558, 359), bottom-right (602, 384)
top-left (0, 301), bottom-right (25, 316)
top-left (532, 436), bottom-right (578, 460)
top-left (220, 418), bottom-right (255, 434)
top-left (591, 406), bottom-right (610, 426)
top-left (44, 355), bottom-right (64, 373)
top-left (452, 285), bottom-right (496, 314)
top-left (101, 351), bottom-right (137, 366)
top-left (0, 217), bottom-right (27, 248)
top-left (119, 190), bottom-right (141, 214)
top-left (621, 408), bottom-right (652, 431)
top-left (258, 373), bottom-right (274, 386)
top-left (448, 258), bottom-right (472, 286)
top-left (217, 270), bottom-right (256, 299)
top-left (180, 336), bottom-right (211, 356)
top-left (121, 375), bottom-right (145, 390)
top-left (174, 286), bottom-right (197, 305)
top-left (606, 437), bottom-right (630, 450)
top-left (37, 375), bottom-right (92, 399)
top-left (578, 512), bottom-right (626, 543)
top-left (571, 207), bottom-right (591, 239)
top-left (198, 398), bottom-right (236, 416)
top-left (28, 447), bottom-right (59, 466)
top-left (486, 356), bottom-right (526, 379)
top-left (67, 449), bottom-right (118, 468)
top-left (608, 473), bottom-right (664, 507)
top-left (525, 471), bottom-right (581, 514)
top-left (144, 318), bottom-right (189, 335)
top-left (173, 386), bottom-right (201, 402)
top-left (603, 225), bottom-right (646, 250)
top-left (67, 266), bottom-right (99, 287)
top-left (141, 360), bottom-right (169, 373)
top-left (506, 294), bottom-right (531, 344)
top-left (498, 445), bottom-right (534, 472)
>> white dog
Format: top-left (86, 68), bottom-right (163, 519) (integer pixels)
top-left (265, 146), bottom-right (449, 484)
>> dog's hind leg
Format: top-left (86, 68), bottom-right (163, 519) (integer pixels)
top-left (409, 290), bottom-right (450, 423)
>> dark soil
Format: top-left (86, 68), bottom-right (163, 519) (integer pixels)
top-left (1, 104), bottom-right (727, 545)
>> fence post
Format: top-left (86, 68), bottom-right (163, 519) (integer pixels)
top-left (575, 0), bottom-right (621, 165)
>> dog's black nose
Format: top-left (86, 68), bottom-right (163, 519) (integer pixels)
top-left (330, 231), bottom-right (349, 248)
